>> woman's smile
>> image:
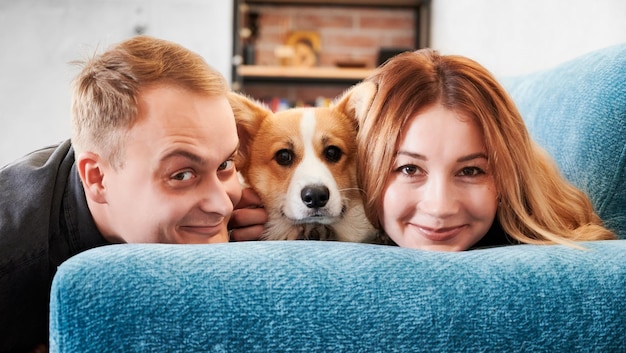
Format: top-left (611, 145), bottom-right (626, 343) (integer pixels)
top-left (411, 223), bottom-right (468, 242)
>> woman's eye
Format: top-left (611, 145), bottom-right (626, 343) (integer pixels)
top-left (171, 170), bottom-right (194, 181)
top-left (458, 167), bottom-right (485, 177)
top-left (218, 159), bottom-right (234, 171)
top-left (398, 164), bottom-right (420, 176)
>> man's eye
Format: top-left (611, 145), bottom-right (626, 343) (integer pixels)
top-left (219, 159), bottom-right (234, 171)
top-left (171, 170), bottom-right (194, 181)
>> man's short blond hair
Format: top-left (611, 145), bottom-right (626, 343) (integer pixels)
top-left (71, 36), bottom-right (229, 168)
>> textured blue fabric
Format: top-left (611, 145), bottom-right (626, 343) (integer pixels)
top-left (50, 241), bottom-right (626, 352)
top-left (503, 43), bottom-right (626, 238)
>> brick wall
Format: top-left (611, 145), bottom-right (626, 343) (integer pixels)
top-left (238, 4), bottom-right (416, 108)
top-left (246, 4), bottom-right (416, 68)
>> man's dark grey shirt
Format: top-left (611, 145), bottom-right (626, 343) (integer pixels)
top-left (0, 140), bottom-right (109, 352)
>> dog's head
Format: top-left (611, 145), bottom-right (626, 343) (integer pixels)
top-left (228, 82), bottom-right (376, 240)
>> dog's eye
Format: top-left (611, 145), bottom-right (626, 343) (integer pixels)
top-left (324, 146), bottom-right (343, 163)
top-left (275, 149), bottom-right (294, 166)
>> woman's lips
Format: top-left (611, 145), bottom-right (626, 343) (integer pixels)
top-left (413, 224), bottom-right (467, 242)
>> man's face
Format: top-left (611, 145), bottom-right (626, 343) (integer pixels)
top-left (100, 85), bottom-right (241, 244)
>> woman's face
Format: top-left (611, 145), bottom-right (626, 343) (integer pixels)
top-left (380, 104), bottom-right (498, 251)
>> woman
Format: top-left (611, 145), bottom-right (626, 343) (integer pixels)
top-left (357, 49), bottom-right (616, 250)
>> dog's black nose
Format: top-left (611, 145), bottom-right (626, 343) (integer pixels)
top-left (301, 185), bottom-right (330, 208)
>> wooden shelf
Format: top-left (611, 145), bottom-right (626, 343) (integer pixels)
top-left (244, 0), bottom-right (425, 6)
top-left (233, 0), bottom-right (430, 92)
top-left (237, 65), bottom-right (372, 84)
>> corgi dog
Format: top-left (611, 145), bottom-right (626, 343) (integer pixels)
top-left (228, 83), bottom-right (377, 242)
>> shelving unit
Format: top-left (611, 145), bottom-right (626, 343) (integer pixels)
top-left (232, 0), bottom-right (431, 107)
top-left (244, 0), bottom-right (424, 5)
top-left (237, 65), bottom-right (372, 84)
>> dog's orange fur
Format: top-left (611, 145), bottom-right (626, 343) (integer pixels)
top-left (228, 83), bottom-right (377, 241)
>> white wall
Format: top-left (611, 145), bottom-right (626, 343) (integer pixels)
top-left (3, 0), bottom-right (625, 167)
top-left (431, 0), bottom-right (626, 77)
top-left (0, 0), bottom-right (233, 167)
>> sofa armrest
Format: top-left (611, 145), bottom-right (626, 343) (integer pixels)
top-left (503, 43), bottom-right (626, 237)
top-left (50, 241), bottom-right (626, 352)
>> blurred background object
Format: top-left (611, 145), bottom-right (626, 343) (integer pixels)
top-left (0, 0), bottom-right (232, 167)
top-left (1, 0), bottom-right (625, 166)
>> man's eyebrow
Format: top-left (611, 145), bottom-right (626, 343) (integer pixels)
top-left (160, 142), bottom-right (240, 166)
top-left (159, 150), bottom-right (206, 165)
top-left (231, 143), bottom-right (240, 159)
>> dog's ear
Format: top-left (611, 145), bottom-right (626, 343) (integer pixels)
top-left (227, 92), bottom-right (271, 174)
top-left (332, 81), bottom-right (377, 129)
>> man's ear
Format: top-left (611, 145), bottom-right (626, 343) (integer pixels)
top-left (76, 152), bottom-right (107, 204)
top-left (332, 81), bottom-right (377, 130)
top-left (227, 91), bottom-right (271, 175)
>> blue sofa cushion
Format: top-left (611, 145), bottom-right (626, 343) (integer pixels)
top-left (504, 43), bottom-right (626, 238)
top-left (50, 241), bottom-right (626, 352)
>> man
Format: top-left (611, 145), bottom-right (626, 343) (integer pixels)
top-left (0, 35), bottom-right (264, 352)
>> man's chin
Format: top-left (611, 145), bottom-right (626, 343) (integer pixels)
top-left (176, 227), bottom-right (230, 244)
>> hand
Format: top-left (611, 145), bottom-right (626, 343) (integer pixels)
top-left (29, 344), bottom-right (48, 353)
top-left (228, 187), bottom-right (268, 241)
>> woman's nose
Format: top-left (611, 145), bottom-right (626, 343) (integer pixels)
top-left (418, 177), bottom-right (459, 218)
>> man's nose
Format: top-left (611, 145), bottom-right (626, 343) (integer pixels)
top-left (198, 175), bottom-right (237, 217)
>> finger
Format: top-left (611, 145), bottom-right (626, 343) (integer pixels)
top-left (236, 187), bottom-right (264, 209)
top-left (229, 208), bottom-right (268, 229)
top-left (230, 225), bottom-right (266, 242)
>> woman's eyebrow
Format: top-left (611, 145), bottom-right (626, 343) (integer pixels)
top-left (395, 151), bottom-right (487, 163)
top-left (396, 150), bottom-right (426, 160)
top-left (457, 152), bottom-right (488, 163)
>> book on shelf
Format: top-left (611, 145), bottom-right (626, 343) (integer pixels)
top-left (262, 96), bottom-right (333, 112)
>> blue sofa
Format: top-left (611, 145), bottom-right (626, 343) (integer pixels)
top-left (50, 43), bottom-right (626, 352)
